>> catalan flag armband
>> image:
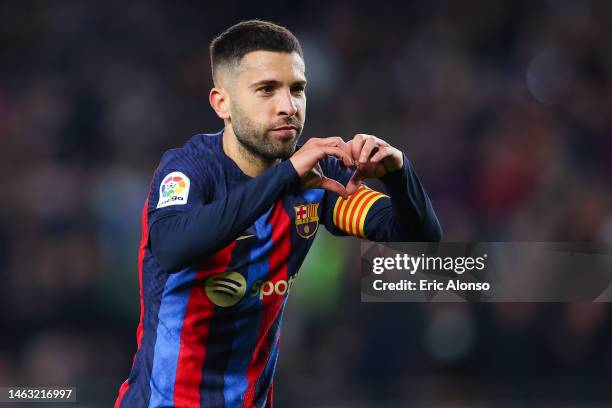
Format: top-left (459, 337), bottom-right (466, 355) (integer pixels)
top-left (332, 185), bottom-right (387, 238)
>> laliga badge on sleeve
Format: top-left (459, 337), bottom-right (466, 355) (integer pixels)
top-left (157, 171), bottom-right (190, 208)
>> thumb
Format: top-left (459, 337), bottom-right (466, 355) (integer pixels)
top-left (320, 176), bottom-right (349, 200)
top-left (346, 170), bottom-right (362, 195)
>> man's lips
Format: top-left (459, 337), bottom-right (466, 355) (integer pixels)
top-left (271, 125), bottom-right (297, 131)
top-left (269, 126), bottom-right (298, 138)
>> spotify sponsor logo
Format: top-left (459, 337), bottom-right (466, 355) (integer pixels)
top-left (250, 275), bottom-right (298, 300)
top-left (205, 271), bottom-right (247, 307)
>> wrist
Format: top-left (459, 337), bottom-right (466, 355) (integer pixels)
top-left (383, 149), bottom-right (404, 174)
top-left (380, 152), bottom-right (408, 184)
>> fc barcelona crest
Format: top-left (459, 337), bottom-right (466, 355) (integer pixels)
top-left (294, 203), bottom-right (320, 239)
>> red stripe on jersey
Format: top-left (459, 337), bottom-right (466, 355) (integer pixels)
top-left (242, 202), bottom-right (290, 407)
top-left (114, 380), bottom-right (129, 408)
top-left (267, 380), bottom-right (274, 408)
top-left (115, 197), bottom-right (151, 408)
top-left (135, 199), bottom-right (149, 350)
top-left (267, 335), bottom-right (278, 407)
top-left (353, 192), bottom-right (379, 238)
top-left (345, 188), bottom-right (370, 236)
top-left (173, 241), bottom-right (237, 407)
top-left (338, 193), bottom-right (351, 231)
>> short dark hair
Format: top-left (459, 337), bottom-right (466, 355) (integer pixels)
top-left (210, 20), bottom-right (303, 81)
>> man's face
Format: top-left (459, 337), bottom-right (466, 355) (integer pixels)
top-left (226, 50), bottom-right (306, 160)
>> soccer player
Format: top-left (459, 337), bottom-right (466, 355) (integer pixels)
top-left (115, 20), bottom-right (441, 408)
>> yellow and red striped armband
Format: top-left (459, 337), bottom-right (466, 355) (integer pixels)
top-left (332, 185), bottom-right (387, 238)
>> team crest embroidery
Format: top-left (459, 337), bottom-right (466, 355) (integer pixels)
top-left (294, 203), bottom-right (319, 239)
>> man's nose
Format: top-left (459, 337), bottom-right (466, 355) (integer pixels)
top-left (276, 89), bottom-right (298, 116)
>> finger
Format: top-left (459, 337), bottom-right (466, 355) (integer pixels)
top-left (317, 136), bottom-right (346, 147)
top-left (300, 169), bottom-right (319, 188)
top-left (312, 137), bottom-right (352, 164)
top-left (344, 140), bottom-right (357, 168)
top-left (359, 137), bottom-right (378, 164)
top-left (351, 134), bottom-right (366, 163)
top-left (346, 170), bottom-right (362, 195)
top-left (328, 136), bottom-right (347, 145)
top-left (334, 138), bottom-right (356, 166)
top-left (321, 137), bottom-right (354, 164)
top-left (320, 176), bottom-right (349, 199)
top-left (369, 146), bottom-right (392, 163)
top-left (322, 146), bottom-right (354, 168)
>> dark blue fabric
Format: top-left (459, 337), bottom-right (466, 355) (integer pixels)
top-left (148, 132), bottom-right (300, 273)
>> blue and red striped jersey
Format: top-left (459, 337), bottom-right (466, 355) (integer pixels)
top-left (115, 130), bottom-right (441, 408)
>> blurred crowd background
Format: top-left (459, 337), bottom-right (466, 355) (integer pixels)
top-left (1, 0), bottom-right (611, 406)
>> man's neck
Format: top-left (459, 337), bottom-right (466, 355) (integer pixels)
top-left (222, 126), bottom-right (280, 177)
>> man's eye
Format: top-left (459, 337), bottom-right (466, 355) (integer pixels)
top-left (291, 86), bottom-right (305, 94)
top-left (258, 86), bottom-right (274, 94)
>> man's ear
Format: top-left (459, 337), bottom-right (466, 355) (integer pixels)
top-left (209, 86), bottom-right (230, 120)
